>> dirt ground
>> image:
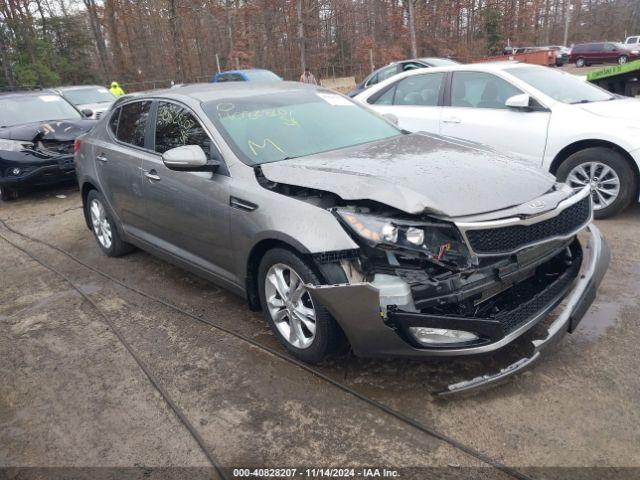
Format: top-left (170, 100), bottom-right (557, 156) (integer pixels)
top-left (1, 184), bottom-right (639, 479)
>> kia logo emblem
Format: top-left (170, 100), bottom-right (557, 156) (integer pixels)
top-left (528, 200), bottom-right (546, 209)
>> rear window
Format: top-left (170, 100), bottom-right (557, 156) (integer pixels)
top-left (114, 101), bottom-right (151, 147)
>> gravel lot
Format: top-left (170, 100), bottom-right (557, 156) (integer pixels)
top-left (1, 184), bottom-right (639, 479)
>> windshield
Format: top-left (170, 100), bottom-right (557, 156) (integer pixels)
top-left (243, 70), bottom-right (282, 81)
top-left (202, 90), bottom-right (401, 165)
top-left (506, 66), bottom-right (614, 104)
top-left (62, 87), bottom-right (115, 105)
top-left (0, 94), bottom-right (81, 127)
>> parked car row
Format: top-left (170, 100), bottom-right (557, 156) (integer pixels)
top-left (0, 51), bottom-right (621, 392)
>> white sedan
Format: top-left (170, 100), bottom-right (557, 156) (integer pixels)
top-left (355, 62), bottom-right (640, 218)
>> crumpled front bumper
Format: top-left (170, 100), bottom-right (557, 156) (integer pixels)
top-left (307, 224), bottom-right (610, 395)
top-left (0, 156), bottom-right (76, 188)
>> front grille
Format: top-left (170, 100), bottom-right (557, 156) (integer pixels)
top-left (465, 195), bottom-right (590, 255)
top-left (496, 256), bottom-right (579, 335)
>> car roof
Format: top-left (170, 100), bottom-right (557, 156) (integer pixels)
top-left (118, 81), bottom-right (323, 104)
top-left (217, 69), bottom-right (273, 75)
top-left (0, 89), bottom-right (57, 99)
top-left (55, 85), bottom-right (106, 91)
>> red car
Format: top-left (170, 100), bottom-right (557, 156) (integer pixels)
top-left (570, 42), bottom-right (640, 67)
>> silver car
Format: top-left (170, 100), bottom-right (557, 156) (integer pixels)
top-left (54, 85), bottom-right (117, 120)
top-left (74, 83), bottom-right (609, 393)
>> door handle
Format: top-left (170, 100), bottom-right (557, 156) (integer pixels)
top-left (96, 154), bottom-right (108, 163)
top-left (442, 117), bottom-right (461, 124)
top-left (144, 170), bottom-right (161, 182)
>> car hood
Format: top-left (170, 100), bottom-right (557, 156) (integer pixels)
top-left (577, 98), bottom-right (640, 121)
top-left (260, 133), bottom-right (557, 217)
top-left (0, 119), bottom-right (96, 143)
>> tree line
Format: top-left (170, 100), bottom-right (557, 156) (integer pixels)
top-left (1, 0), bottom-right (639, 90)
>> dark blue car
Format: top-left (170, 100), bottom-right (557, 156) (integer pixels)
top-left (212, 69), bottom-right (282, 83)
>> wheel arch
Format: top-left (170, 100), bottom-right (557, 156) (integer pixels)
top-left (244, 237), bottom-right (349, 312)
top-left (550, 140), bottom-right (639, 187)
top-left (81, 181), bottom-right (99, 230)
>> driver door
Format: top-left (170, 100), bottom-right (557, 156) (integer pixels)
top-left (140, 100), bottom-right (235, 283)
top-left (440, 71), bottom-right (551, 164)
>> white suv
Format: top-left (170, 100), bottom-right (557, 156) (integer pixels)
top-left (355, 62), bottom-right (640, 218)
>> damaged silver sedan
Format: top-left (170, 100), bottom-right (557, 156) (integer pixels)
top-left (75, 83), bottom-right (609, 393)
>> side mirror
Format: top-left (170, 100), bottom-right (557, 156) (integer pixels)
top-left (162, 145), bottom-right (218, 172)
top-left (505, 94), bottom-right (532, 110)
top-left (81, 108), bottom-right (94, 118)
top-left (382, 113), bottom-right (399, 125)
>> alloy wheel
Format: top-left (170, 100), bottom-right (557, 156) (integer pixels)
top-left (90, 198), bottom-right (113, 249)
top-left (619, 56), bottom-right (629, 65)
top-left (566, 161), bottom-right (620, 211)
top-left (264, 263), bottom-right (317, 349)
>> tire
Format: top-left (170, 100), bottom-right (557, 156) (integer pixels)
top-left (618, 55), bottom-right (629, 65)
top-left (0, 186), bottom-right (19, 201)
top-left (258, 248), bottom-right (345, 363)
top-left (556, 147), bottom-right (636, 219)
top-left (575, 58), bottom-right (585, 68)
top-left (86, 189), bottom-right (134, 257)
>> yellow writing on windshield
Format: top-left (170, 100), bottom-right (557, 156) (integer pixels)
top-left (222, 108), bottom-right (299, 127)
top-left (248, 138), bottom-right (285, 156)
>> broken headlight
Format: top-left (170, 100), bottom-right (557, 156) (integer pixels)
top-left (335, 210), bottom-right (471, 268)
top-left (0, 140), bottom-right (32, 152)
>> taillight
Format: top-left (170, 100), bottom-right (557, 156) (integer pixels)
top-left (73, 138), bottom-right (81, 154)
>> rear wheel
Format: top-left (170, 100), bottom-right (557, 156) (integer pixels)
top-left (258, 248), bottom-right (344, 363)
top-left (556, 147), bottom-right (636, 219)
top-left (618, 55), bottom-right (629, 65)
top-left (86, 189), bottom-right (134, 257)
top-left (0, 186), bottom-right (19, 201)
top-left (575, 57), bottom-right (585, 68)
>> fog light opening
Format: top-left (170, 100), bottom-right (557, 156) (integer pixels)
top-left (409, 327), bottom-right (479, 346)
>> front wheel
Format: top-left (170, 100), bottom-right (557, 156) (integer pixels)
top-left (258, 248), bottom-right (345, 363)
top-left (618, 55), bottom-right (629, 65)
top-left (575, 58), bottom-right (585, 68)
top-left (556, 147), bottom-right (636, 219)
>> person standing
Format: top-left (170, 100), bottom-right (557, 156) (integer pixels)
top-left (109, 81), bottom-right (125, 97)
top-left (299, 68), bottom-right (317, 85)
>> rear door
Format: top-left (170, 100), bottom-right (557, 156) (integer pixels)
top-left (602, 43), bottom-right (619, 63)
top-left (366, 71), bottom-right (446, 133)
top-left (95, 100), bottom-right (151, 230)
top-left (440, 71), bottom-right (550, 164)
top-left (140, 100), bottom-right (235, 281)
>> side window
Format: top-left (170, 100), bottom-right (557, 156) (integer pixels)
top-left (229, 73), bottom-right (245, 81)
top-left (370, 85), bottom-right (396, 105)
top-left (155, 102), bottom-right (211, 156)
top-left (604, 43), bottom-right (617, 51)
top-left (365, 73), bottom-right (379, 87)
top-left (393, 73), bottom-right (444, 106)
top-left (401, 62), bottom-right (424, 72)
top-left (116, 101), bottom-right (151, 147)
top-left (108, 107), bottom-right (120, 135)
top-left (587, 43), bottom-right (602, 52)
top-left (377, 65), bottom-right (398, 83)
top-left (451, 72), bottom-right (522, 110)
